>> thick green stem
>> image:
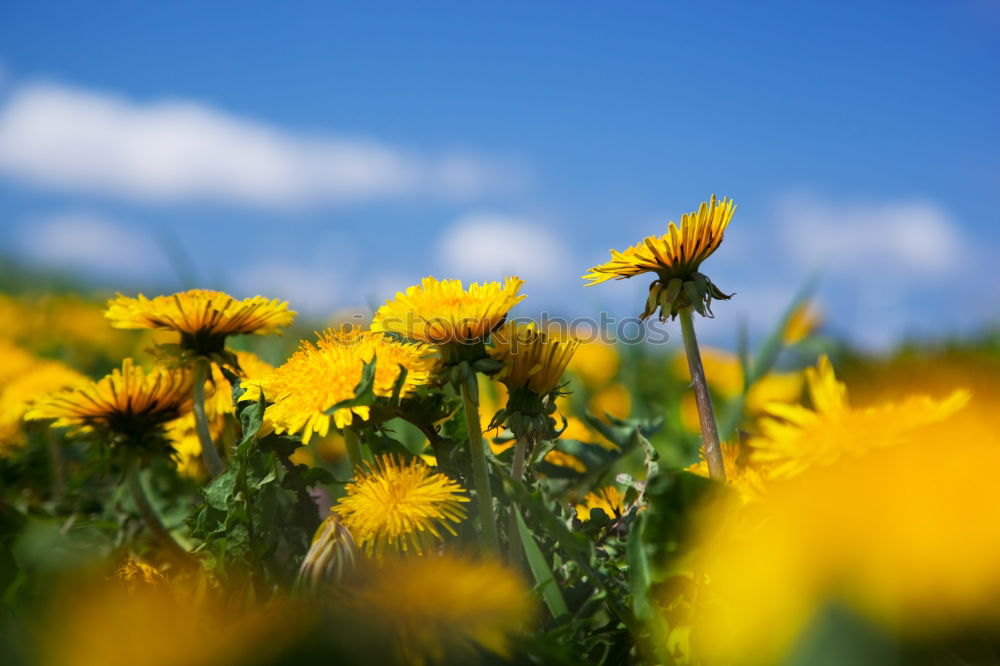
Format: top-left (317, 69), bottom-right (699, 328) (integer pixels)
top-left (125, 460), bottom-right (192, 565)
top-left (461, 382), bottom-right (500, 553)
top-left (678, 307), bottom-right (727, 481)
top-left (193, 360), bottom-right (224, 477)
top-left (506, 435), bottom-right (529, 567)
top-left (343, 427), bottom-right (364, 473)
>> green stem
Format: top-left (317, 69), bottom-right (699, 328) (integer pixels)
top-left (506, 435), bottom-right (529, 568)
top-left (193, 360), bottom-right (224, 477)
top-left (678, 307), bottom-right (727, 481)
top-left (343, 426), bottom-right (364, 473)
top-left (125, 459), bottom-right (193, 565)
top-left (461, 381), bottom-right (500, 553)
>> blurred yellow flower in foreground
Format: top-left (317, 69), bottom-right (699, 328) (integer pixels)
top-left (241, 328), bottom-right (433, 442)
top-left (350, 554), bottom-right (533, 663)
top-left (750, 355), bottom-right (969, 479)
top-left (39, 579), bottom-right (299, 666)
top-left (334, 454), bottom-right (469, 556)
top-left (372, 276), bottom-right (525, 346)
top-left (688, 410), bottom-right (1000, 663)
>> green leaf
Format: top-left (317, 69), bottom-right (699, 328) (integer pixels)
top-left (515, 510), bottom-right (570, 621)
top-left (389, 364), bottom-right (408, 404)
top-left (325, 355), bottom-right (377, 413)
top-left (203, 467), bottom-right (238, 511)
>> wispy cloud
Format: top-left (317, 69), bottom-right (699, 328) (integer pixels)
top-left (776, 192), bottom-right (966, 278)
top-left (0, 82), bottom-right (525, 207)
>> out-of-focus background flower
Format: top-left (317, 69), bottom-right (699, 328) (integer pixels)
top-left (0, 1), bottom-right (997, 348)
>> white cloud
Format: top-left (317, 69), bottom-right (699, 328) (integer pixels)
top-left (438, 212), bottom-right (571, 286)
top-left (17, 211), bottom-right (171, 280)
top-left (777, 193), bottom-right (965, 278)
top-left (0, 82), bottom-right (523, 207)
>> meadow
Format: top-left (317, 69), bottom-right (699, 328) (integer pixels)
top-left (1, 197), bottom-right (999, 665)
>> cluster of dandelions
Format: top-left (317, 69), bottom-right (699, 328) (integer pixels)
top-left (4, 194), bottom-right (1000, 665)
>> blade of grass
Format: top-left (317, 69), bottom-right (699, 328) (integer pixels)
top-left (515, 510), bottom-right (569, 621)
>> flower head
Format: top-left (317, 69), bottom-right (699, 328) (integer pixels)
top-left (299, 514), bottom-right (358, 586)
top-left (105, 289), bottom-right (295, 355)
top-left (584, 196), bottom-right (735, 320)
top-left (371, 276), bottom-right (525, 351)
top-left (26, 358), bottom-right (193, 451)
top-left (334, 454), bottom-right (469, 556)
top-left (349, 554), bottom-right (532, 662)
top-left (490, 321), bottom-right (579, 396)
top-left (241, 328), bottom-right (433, 442)
top-left (749, 355), bottom-right (969, 479)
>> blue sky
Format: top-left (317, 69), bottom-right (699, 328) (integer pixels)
top-left (0, 1), bottom-right (997, 348)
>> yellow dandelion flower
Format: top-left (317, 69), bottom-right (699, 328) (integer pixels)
top-left (241, 328), bottom-right (433, 443)
top-left (575, 486), bottom-right (626, 521)
top-left (41, 579), bottom-right (300, 666)
top-left (26, 358), bottom-right (193, 450)
top-left (0, 359), bottom-right (88, 452)
top-left (584, 195), bottom-right (735, 320)
top-left (350, 554), bottom-right (532, 662)
top-left (334, 454), bottom-right (469, 556)
top-left (490, 321), bottom-right (579, 396)
top-left (105, 289), bottom-right (294, 353)
top-left (750, 355), bottom-right (969, 479)
top-left (371, 276), bottom-right (525, 348)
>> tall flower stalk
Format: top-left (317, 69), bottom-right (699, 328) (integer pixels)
top-left (678, 307), bottom-right (726, 480)
top-left (584, 195), bottom-right (736, 481)
top-left (461, 379), bottom-right (501, 553)
top-left (192, 360), bottom-right (224, 476)
top-left (125, 457), bottom-right (192, 565)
